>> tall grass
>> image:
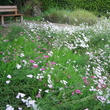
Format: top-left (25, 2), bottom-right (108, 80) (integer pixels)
top-left (0, 18), bottom-right (110, 110)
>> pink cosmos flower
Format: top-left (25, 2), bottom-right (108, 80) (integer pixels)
top-left (36, 93), bottom-right (41, 97)
top-left (68, 76), bottom-right (71, 78)
top-left (38, 79), bottom-right (42, 81)
top-left (33, 64), bottom-right (38, 68)
top-left (82, 77), bottom-right (86, 80)
top-left (82, 77), bottom-right (89, 85)
top-left (101, 84), bottom-right (106, 88)
top-left (46, 63), bottom-right (49, 65)
top-left (72, 92), bottom-right (74, 95)
top-left (36, 89), bottom-right (42, 98)
top-left (34, 49), bottom-right (37, 51)
top-left (40, 68), bottom-right (46, 71)
top-left (3, 40), bottom-right (9, 42)
top-left (38, 45), bottom-right (41, 48)
top-left (51, 62), bottom-right (56, 65)
top-left (30, 60), bottom-right (34, 63)
top-left (39, 52), bottom-right (43, 53)
top-left (96, 86), bottom-right (100, 89)
top-left (44, 55), bottom-right (49, 58)
top-left (84, 80), bottom-right (90, 85)
top-left (32, 40), bottom-right (35, 42)
top-left (36, 57), bottom-right (40, 59)
top-left (36, 36), bottom-right (40, 38)
top-left (75, 90), bottom-right (82, 94)
top-left (43, 48), bottom-right (47, 50)
top-left (0, 52), bottom-right (4, 53)
top-left (91, 76), bottom-right (97, 78)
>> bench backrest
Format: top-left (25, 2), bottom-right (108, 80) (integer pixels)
top-left (0, 6), bottom-right (18, 14)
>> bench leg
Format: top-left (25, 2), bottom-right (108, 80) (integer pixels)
top-left (15, 16), bottom-right (17, 22)
top-left (20, 16), bottom-right (23, 23)
top-left (1, 16), bottom-right (4, 25)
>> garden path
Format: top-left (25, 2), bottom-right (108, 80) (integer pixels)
top-left (0, 19), bottom-right (80, 29)
top-left (24, 20), bottom-right (79, 28)
top-left (0, 20), bottom-right (79, 38)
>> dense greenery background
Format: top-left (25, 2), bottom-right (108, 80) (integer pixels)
top-left (1, 0), bottom-right (110, 16)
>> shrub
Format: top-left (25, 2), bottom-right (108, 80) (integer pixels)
top-left (44, 8), bottom-right (97, 25)
top-left (40, 0), bottom-right (110, 17)
top-left (69, 9), bottom-right (97, 25)
top-left (44, 8), bottom-right (70, 23)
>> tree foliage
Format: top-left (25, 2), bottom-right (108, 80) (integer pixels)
top-left (1, 0), bottom-right (110, 16)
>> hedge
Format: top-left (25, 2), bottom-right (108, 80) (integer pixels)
top-left (1, 0), bottom-right (110, 17)
top-left (40, 0), bottom-right (110, 17)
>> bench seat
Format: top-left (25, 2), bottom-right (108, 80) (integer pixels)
top-left (0, 6), bottom-right (23, 25)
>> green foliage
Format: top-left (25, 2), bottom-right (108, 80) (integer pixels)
top-left (40, 0), bottom-right (110, 17)
top-left (73, 0), bottom-right (110, 17)
top-left (1, 0), bottom-right (110, 17)
top-left (69, 9), bottom-right (97, 25)
top-left (0, 19), bottom-right (110, 109)
top-left (19, 0), bottom-right (41, 14)
top-left (43, 8), bottom-right (97, 25)
top-left (0, 26), bottom-right (3, 30)
top-left (23, 16), bottom-right (43, 21)
top-left (0, 26), bottom-right (3, 38)
top-left (7, 24), bottom-right (25, 41)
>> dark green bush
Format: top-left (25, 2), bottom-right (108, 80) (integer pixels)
top-left (40, 0), bottom-right (110, 17)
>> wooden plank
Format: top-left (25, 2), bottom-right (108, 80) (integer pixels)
top-left (0, 6), bottom-right (17, 8)
top-left (1, 14), bottom-right (22, 16)
top-left (0, 9), bottom-right (17, 12)
top-left (0, 14), bottom-right (22, 17)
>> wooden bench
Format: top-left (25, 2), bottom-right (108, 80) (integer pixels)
top-left (0, 6), bottom-right (23, 25)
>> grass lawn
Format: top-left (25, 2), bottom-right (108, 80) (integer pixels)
top-left (0, 18), bottom-right (110, 110)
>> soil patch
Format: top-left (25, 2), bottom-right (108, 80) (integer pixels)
top-left (0, 26), bottom-right (10, 38)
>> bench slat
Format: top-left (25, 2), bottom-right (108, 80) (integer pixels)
top-left (0, 14), bottom-right (23, 17)
top-left (0, 6), bottom-right (17, 8)
top-left (0, 9), bottom-right (17, 12)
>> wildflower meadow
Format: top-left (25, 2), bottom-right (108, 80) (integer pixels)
top-left (0, 18), bottom-right (110, 110)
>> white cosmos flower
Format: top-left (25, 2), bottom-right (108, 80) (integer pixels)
top-left (22, 60), bottom-right (27, 65)
top-left (21, 96), bottom-right (37, 109)
top-left (45, 89), bottom-right (49, 93)
top-left (89, 86), bottom-right (97, 91)
top-left (18, 107), bottom-right (22, 110)
top-left (60, 80), bottom-right (68, 85)
top-left (7, 75), bottom-right (12, 79)
top-left (6, 80), bottom-right (10, 84)
top-left (20, 53), bottom-right (25, 57)
top-left (16, 64), bottom-right (21, 69)
top-left (59, 87), bottom-right (64, 91)
top-left (36, 74), bottom-right (44, 79)
top-left (48, 51), bottom-right (53, 57)
top-left (48, 84), bottom-right (53, 88)
top-left (6, 105), bottom-right (14, 110)
top-left (27, 74), bottom-right (33, 78)
top-left (16, 92), bottom-right (25, 99)
top-left (28, 100), bottom-right (36, 106)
